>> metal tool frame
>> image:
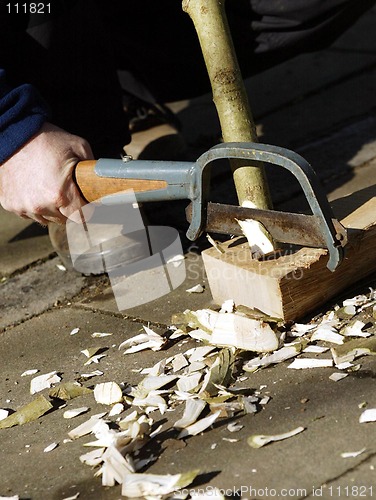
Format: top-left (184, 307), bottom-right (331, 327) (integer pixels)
top-left (95, 142), bottom-right (346, 271)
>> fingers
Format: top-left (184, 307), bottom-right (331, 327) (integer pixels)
top-left (59, 159), bottom-right (88, 223)
top-left (20, 209), bottom-right (66, 226)
top-left (15, 176), bottom-right (86, 226)
top-left (0, 123), bottom-right (95, 225)
top-left (20, 213), bottom-right (47, 225)
top-left (80, 139), bottom-right (95, 161)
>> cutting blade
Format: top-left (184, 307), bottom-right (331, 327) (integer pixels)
top-left (186, 202), bottom-right (347, 249)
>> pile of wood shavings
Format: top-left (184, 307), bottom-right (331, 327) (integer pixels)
top-left (3, 288), bottom-right (376, 499)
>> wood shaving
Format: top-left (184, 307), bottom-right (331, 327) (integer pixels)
top-left (244, 344), bottom-right (303, 372)
top-left (119, 327), bottom-right (166, 354)
top-left (62, 494), bottom-right (80, 500)
top-left (206, 234), bottom-right (224, 254)
top-left (84, 354), bottom-right (107, 365)
top-left (186, 284), bottom-right (205, 293)
top-left (121, 470), bottom-right (199, 498)
top-left (288, 358), bottom-right (333, 369)
top-left (63, 407), bottom-right (90, 419)
top-left (237, 200), bottom-right (275, 259)
top-left (329, 372), bottom-right (348, 382)
top-left (21, 369), bottom-right (39, 377)
top-left (94, 382), bottom-right (123, 405)
top-left (0, 395), bottom-right (53, 429)
top-left (341, 448), bottom-right (366, 458)
top-left (68, 414), bottom-right (107, 440)
top-left (342, 320), bottom-right (368, 338)
top-left (30, 371), bottom-right (61, 395)
top-left (0, 409), bottom-right (9, 421)
top-left (43, 442), bottom-right (58, 453)
top-left (311, 327), bottom-right (344, 345)
top-left (248, 426), bottom-right (305, 448)
top-left (178, 411), bottom-right (221, 439)
top-left (108, 403), bottom-right (124, 417)
top-left (174, 399), bottom-right (206, 429)
top-left (359, 408), bottom-right (376, 423)
top-left (227, 422), bottom-right (243, 432)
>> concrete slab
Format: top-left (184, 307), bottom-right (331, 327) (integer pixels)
top-left (333, 6), bottom-right (376, 51)
top-left (258, 67), bottom-right (376, 150)
top-left (183, 50), bottom-right (376, 133)
top-left (0, 258), bottom-right (87, 332)
top-left (1, 308), bottom-right (376, 499)
top-left (328, 157), bottom-right (376, 202)
top-left (271, 114), bottom-right (376, 206)
top-left (178, 9), bottom-right (376, 151)
top-left (276, 121), bottom-right (376, 213)
top-left (149, 356), bottom-right (376, 497)
top-left (76, 251), bottom-right (213, 327)
top-left (0, 308), bottom-right (187, 500)
top-left (0, 208), bottom-right (54, 277)
top-left (248, 50), bottom-right (376, 120)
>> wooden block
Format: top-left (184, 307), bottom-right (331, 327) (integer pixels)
top-left (202, 186), bottom-right (376, 322)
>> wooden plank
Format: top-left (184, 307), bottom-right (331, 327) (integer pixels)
top-left (202, 186), bottom-right (376, 321)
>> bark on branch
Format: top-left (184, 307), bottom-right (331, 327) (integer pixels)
top-left (182, 0), bottom-right (272, 211)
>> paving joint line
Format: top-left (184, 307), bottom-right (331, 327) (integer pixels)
top-left (299, 451), bottom-right (376, 499)
top-left (71, 302), bottom-right (170, 331)
top-left (0, 306), bottom-right (58, 334)
top-left (0, 251), bottom-right (56, 280)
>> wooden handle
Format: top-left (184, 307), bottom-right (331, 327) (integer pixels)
top-left (74, 160), bottom-right (168, 202)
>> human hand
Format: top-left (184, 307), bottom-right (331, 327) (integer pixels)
top-left (0, 122), bottom-right (94, 225)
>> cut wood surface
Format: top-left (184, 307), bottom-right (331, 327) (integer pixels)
top-left (202, 185), bottom-right (376, 321)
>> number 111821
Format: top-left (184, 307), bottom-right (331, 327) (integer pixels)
top-left (6, 3), bottom-right (51, 14)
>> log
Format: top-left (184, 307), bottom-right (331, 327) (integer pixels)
top-left (182, 0), bottom-right (272, 214)
top-left (202, 185), bottom-right (376, 321)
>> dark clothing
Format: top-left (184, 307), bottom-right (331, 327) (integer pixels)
top-left (0, 69), bottom-right (49, 163)
top-left (0, 0), bottom-right (374, 161)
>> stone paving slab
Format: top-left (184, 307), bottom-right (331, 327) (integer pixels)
top-left (0, 308), bottom-right (155, 500)
top-left (181, 49), bottom-right (376, 150)
top-left (1, 307), bottom-right (376, 499)
top-left (0, 258), bottom-right (87, 332)
top-left (0, 208), bottom-right (54, 278)
top-left (277, 130), bottom-right (376, 214)
top-left (248, 51), bottom-right (376, 120)
top-left (178, 8), bottom-right (376, 151)
top-left (328, 157), bottom-right (376, 202)
top-left (76, 251), bottom-right (212, 327)
top-left (333, 6), bottom-right (376, 52)
top-left (271, 114), bottom-right (376, 206)
top-left (258, 66), bottom-right (376, 150)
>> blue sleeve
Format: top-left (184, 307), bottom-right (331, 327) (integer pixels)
top-left (0, 69), bottom-right (50, 164)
